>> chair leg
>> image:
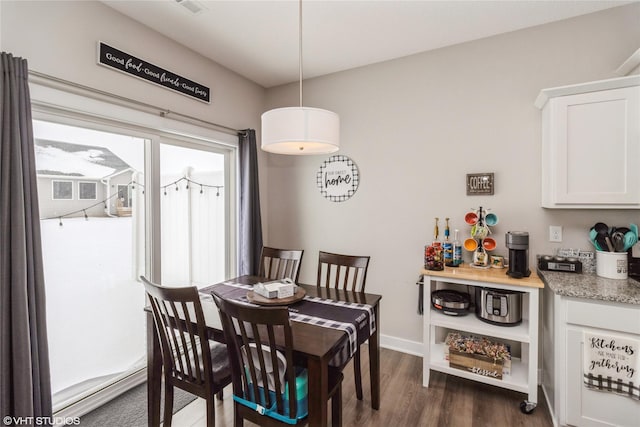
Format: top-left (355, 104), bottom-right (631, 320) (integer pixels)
top-left (205, 396), bottom-right (215, 427)
top-left (332, 384), bottom-right (342, 427)
top-left (163, 381), bottom-right (174, 427)
top-left (353, 349), bottom-right (363, 400)
top-left (234, 402), bottom-right (243, 427)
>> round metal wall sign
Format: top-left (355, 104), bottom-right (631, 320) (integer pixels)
top-left (316, 155), bottom-right (359, 202)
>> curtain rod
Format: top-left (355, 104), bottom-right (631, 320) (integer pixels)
top-left (28, 70), bottom-right (244, 136)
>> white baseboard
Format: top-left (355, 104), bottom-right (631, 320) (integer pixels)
top-left (380, 334), bottom-right (423, 357)
top-left (54, 369), bottom-right (146, 420)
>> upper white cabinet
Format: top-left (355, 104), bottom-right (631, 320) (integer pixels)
top-left (536, 76), bottom-right (640, 209)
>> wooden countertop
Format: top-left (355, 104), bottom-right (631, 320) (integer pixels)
top-left (421, 264), bottom-right (544, 289)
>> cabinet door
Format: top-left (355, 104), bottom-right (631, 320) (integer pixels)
top-left (565, 327), bottom-right (640, 427)
top-left (544, 86), bottom-right (640, 208)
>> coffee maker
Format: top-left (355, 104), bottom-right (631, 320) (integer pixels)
top-left (506, 231), bottom-right (531, 278)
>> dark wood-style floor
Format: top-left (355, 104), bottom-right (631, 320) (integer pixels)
top-left (172, 345), bottom-right (554, 426)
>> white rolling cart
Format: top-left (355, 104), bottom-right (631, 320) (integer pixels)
top-left (421, 265), bottom-right (543, 413)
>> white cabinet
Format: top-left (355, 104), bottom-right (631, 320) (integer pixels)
top-left (544, 292), bottom-right (640, 426)
top-left (421, 266), bottom-right (542, 410)
top-left (536, 76), bottom-right (640, 209)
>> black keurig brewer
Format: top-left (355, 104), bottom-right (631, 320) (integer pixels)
top-left (506, 231), bottom-right (531, 278)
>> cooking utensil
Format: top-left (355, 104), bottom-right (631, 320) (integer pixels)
top-left (596, 234), bottom-right (609, 252)
top-left (593, 222), bottom-right (609, 236)
top-left (604, 236), bottom-right (615, 252)
top-left (588, 238), bottom-right (602, 251)
top-left (624, 230), bottom-right (638, 251)
top-left (613, 227), bottom-right (630, 235)
top-left (611, 231), bottom-right (625, 252)
top-left (588, 228), bottom-right (599, 249)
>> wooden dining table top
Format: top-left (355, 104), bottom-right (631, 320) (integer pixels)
top-left (202, 275), bottom-right (382, 361)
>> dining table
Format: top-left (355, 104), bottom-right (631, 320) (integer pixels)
top-left (146, 275), bottom-right (382, 427)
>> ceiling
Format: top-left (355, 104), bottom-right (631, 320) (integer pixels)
top-left (102, 0), bottom-right (634, 88)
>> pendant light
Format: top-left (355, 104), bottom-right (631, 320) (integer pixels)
top-left (261, 0), bottom-right (340, 155)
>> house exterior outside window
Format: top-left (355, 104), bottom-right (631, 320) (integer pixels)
top-left (52, 180), bottom-right (73, 200)
top-left (78, 181), bottom-right (97, 200)
top-left (117, 184), bottom-right (131, 208)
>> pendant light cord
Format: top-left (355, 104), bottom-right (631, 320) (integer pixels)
top-left (299, 0), bottom-right (303, 108)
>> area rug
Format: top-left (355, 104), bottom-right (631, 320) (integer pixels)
top-left (79, 383), bottom-right (196, 427)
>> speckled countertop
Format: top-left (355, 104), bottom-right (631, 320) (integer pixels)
top-left (537, 269), bottom-right (640, 305)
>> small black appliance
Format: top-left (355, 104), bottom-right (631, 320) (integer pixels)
top-left (538, 255), bottom-right (582, 273)
top-left (431, 289), bottom-right (470, 316)
top-left (506, 231), bottom-right (531, 278)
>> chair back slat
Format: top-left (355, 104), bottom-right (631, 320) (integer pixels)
top-left (260, 247), bottom-right (304, 283)
top-left (213, 294), bottom-right (298, 419)
top-left (317, 251), bottom-right (370, 292)
top-left (143, 278), bottom-right (211, 386)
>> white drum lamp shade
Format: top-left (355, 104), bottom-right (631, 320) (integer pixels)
top-left (261, 107), bottom-right (340, 155)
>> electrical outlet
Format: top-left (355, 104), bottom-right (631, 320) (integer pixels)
top-left (549, 225), bottom-right (562, 242)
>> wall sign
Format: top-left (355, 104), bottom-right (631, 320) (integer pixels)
top-left (97, 42), bottom-right (210, 103)
top-left (466, 173), bottom-right (494, 195)
top-left (317, 155), bottom-right (359, 202)
top-left (583, 332), bottom-right (639, 400)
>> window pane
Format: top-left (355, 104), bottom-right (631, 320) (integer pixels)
top-left (79, 182), bottom-right (97, 200)
top-left (160, 143), bottom-right (226, 287)
top-left (52, 181), bottom-right (73, 200)
top-left (34, 120), bottom-right (146, 410)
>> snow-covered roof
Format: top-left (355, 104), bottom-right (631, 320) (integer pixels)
top-left (35, 139), bottom-right (131, 178)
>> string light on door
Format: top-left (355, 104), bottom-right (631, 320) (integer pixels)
top-left (161, 177), bottom-right (222, 197)
top-left (43, 178), bottom-right (223, 226)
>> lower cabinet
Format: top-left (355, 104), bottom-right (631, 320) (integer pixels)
top-left (543, 291), bottom-right (640, 426)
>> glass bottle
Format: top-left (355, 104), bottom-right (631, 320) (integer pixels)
top-left (443, 218), bottom-right (453, 266)
top-left (453, 229), bottom-right (463, 266)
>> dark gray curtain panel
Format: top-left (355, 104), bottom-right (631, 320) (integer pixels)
top-left (0, 52), bottom-right (52, 418)
top-left (238, 129), bottom-right (263, 276)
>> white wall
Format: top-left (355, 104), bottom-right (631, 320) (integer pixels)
top-left (0, 0), bottom-right (269, 223)
top-left (0, 1), bottom-right (264, 133)
top-left (263, 4), bottom-right (640, 347)
top-left (3, 1), bottom-right (639, 352)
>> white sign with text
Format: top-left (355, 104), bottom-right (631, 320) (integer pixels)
top-left (583, 332), bottom-right (639, 400)
top-left (317, 155), bottom-right (359, 202)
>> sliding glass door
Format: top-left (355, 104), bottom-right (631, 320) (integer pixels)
top-left (33, 118), bottom-right (235, 413)
top-left (160, 141), bottom-right (228, 288)
top-left (34, 120), bottom-right (147, 410)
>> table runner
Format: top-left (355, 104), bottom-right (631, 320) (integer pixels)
top-left (201, 281), bottom-right (376, 367)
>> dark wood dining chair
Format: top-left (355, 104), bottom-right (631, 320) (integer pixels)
top-left (212, 293), bottom-right (343, 426)
top-left (317, 251), bottom-right (370, 401)
top-left (141, 276), bottom-right (232, 427)
top-left (259, 246), bottom-right (304, 283)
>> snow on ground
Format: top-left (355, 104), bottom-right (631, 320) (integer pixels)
top-left (41, 217), bottom-right (146, 397)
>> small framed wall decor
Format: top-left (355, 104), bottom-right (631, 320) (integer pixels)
top-left (317, 155), bottom-right (359, 202)
top-left (467, 173), bottom-right (494, 196)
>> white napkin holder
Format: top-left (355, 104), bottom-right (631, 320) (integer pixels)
top-left (253, 278), bottom-right (295, 299)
